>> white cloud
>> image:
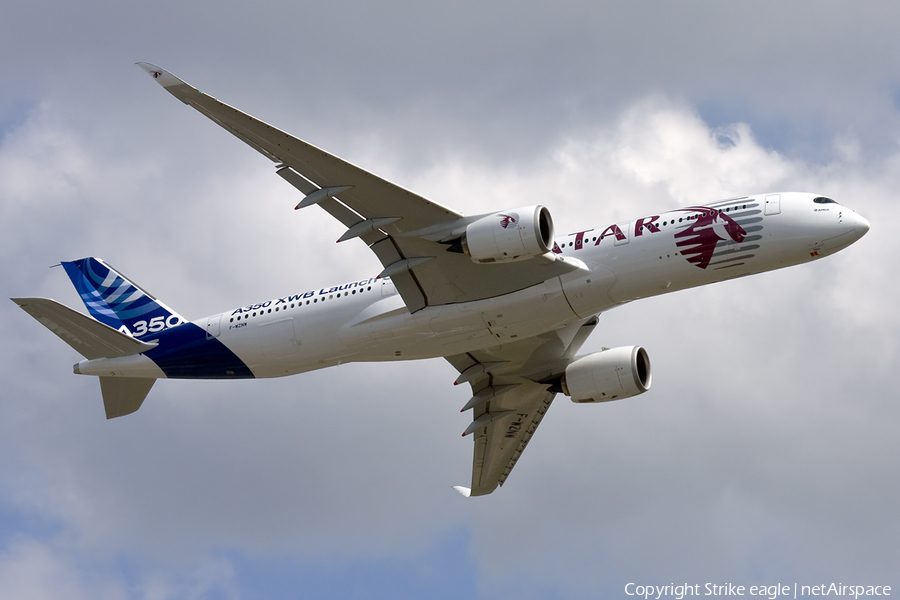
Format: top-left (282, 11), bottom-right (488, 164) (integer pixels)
top-left (0, 538), bottom-right (123, 600)
top-left (1, 15), bottom-right (898, 596)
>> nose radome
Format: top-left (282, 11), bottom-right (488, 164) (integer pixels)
top-left (845, 210), bottom-right (870, 238)
top-left (856, 213), bottom-right (870, 236)
top-left (822, 208), bottom-right (870, 253)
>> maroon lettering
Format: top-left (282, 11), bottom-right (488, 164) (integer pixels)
top-left (594, 224), bottom-right (626, 245)
top-left (634, 216), bottom-right (660, 237)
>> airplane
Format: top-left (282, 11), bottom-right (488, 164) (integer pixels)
top-left (12, 63), bottom-right (870, 497)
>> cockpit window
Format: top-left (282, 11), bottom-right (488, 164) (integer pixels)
top-left (813, 196), bottom-right (837, 204)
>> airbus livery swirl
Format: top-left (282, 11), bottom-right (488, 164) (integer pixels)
top-left (12, 64), bottom-right (870, 496)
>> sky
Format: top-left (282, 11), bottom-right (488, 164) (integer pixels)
top-left (1, 1), bottom-right (899, 598)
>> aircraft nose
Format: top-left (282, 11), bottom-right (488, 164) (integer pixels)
top-left (844, 209), bottom-right (870, 240)
top-left (853, 212), bottom-right (870, 236)
top-left (820, 207), bottom-right (870, 254)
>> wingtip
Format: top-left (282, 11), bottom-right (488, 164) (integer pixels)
top-left (452, 486), bottom-right (472, 497)
top-left (136, 62), bottom-right (188, 90)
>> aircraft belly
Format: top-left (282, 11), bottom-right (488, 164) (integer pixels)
top-left (560, 260), bottom-right (617, 318)
top-left (326, 279), bottom-right (583, 362)
top-left (473, 278), bottom-right (577, 344)
top-left (215, 310), bottom-right (344, 378)
top-left (386, 279), bottom-right (578, 358)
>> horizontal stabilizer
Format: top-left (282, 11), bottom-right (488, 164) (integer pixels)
top-left (11, 297), bottom-right (157, 359)
top-left (99, 376), bottom-right (155, 419)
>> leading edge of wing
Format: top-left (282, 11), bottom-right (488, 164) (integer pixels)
top-left (136, 63), bottom-right (586, 312)
top-left (135, 63), bottom-right (462, 233)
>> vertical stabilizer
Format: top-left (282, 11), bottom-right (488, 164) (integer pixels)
top-left (99, 377), bottom-right (155, 419)
top-left (61, 258), bottom-right (185, 339)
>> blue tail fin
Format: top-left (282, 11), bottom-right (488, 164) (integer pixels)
top-left (61, 257), bottom-right (186, 339)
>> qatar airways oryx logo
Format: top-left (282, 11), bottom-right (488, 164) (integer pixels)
top-left (674, 206), bottom-right (747, 269)
top-left (499, 213), bottom-right (519, 229)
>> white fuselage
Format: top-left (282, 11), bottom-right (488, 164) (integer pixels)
top-left (75, 192), bottom-right (869, 379)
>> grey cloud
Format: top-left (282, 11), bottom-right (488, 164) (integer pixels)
top-left (4, 1), bottom-right (900, 165)
top-left (1, 2), bottom-right (898, 597)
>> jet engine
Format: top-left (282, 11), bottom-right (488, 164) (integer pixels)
top-left (562, 346), bottom-right (651, 403)
top-left (451, 205), bottom-right (554, 263)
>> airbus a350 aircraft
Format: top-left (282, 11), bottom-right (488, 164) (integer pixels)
top-left (13, 64), bottom-right (870, 496)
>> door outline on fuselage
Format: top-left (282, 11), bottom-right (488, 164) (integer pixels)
top-left (259, 318), bottom-right (301, 358)
top-left (206, 314), bottom-right (222, 339)
top-left (614, 222), bottom-right (631, 246)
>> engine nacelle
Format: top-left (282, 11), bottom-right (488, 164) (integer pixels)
top-left (563, 346), bottom-right (651, 403)
top-left (461, 205), bottom-right (554, 263)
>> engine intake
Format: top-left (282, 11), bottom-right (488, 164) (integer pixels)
top-left (455, 205), bottom-right (554, 263)
top-left (562, 346), bottom-right (651, 403)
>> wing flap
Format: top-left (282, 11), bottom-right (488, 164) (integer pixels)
top-left (468, 385), bottom-right (556, 496)
top-left (448, 316), bottom-right (600, 496)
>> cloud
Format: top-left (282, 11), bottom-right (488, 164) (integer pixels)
top-left (4, 90), bottom-right (897, 598)
top-left (1, 4), bottom-right (898, 597)
top-left (0, 538), bottom-right (123, 600)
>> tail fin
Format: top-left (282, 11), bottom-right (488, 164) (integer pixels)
top-left (61, 258), bottom-right (186, 339)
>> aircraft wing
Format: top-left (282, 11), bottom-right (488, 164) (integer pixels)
top-left (138, 63), bottom-right (582, 312)
top-left (447, 316), bottom-right (598, 496)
